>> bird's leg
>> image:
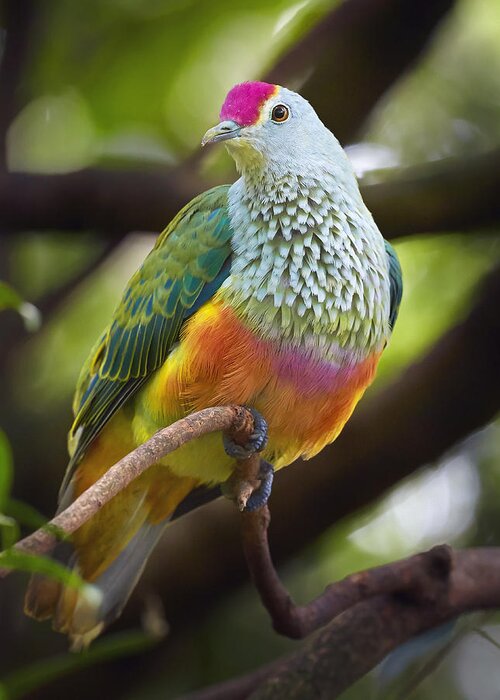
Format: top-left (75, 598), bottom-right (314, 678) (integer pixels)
top-left (244, 460), bottom-right (274, 512)
top-left (223, 407), bottom-right (268, 459)
top-left (222, 407), bottom-right (272, 511)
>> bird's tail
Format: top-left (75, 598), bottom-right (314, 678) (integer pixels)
top-left (24, 459), bottom-right (196, 650)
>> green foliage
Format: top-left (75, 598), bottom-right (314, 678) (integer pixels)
top-left (0, 429), bottom-right (13, 512)
top-left (0, 549), bottom-right (84, 589)
top-left (0, 281), bottom-right (41, 332)
top-left (7, 0), bottom-right (335, 171)
top-left (0, 430), bottom-right (17, 549)
top-left (367, 0), bottom-right (500, 164)
top-left (0, 428), bottom-right (82, 586)
top-left (0, 630), bottom-right (158, 700)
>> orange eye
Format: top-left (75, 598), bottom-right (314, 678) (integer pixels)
top-left (271, 104), bottom-right (290, 123)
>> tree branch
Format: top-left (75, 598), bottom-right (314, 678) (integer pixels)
top-left (182, 535), bottom-right (500, 700)
top-left (2, 148), bottom-right (500, 240)
top-left (5, 398), bottom-right (500, 699)
top-left (241, 507), bottom-right (452, 640)
top-left (0, 405), bottom-right (256, 570)
top-left (362, 149), bottom-right (500, 239)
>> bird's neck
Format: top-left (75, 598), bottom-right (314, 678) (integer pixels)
top-left (221, 166), bottom-right (391, 363)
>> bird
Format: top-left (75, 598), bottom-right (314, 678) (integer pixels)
top-left (24, 81), bottom-right (402, 649)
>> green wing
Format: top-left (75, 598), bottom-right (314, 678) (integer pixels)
top-left (64, 185), bottom-right (233, 490)
top-left (385, 240), bottom-right (403, 330)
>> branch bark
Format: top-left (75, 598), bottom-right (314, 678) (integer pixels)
top-left (241, 507), bottom-right (452, 640)
top-left (2, 148), bottom-right (500, 240)
top-left (182, 540), bottom-right (500, 700)
top-left (0, 406), bottom-right (256, 570)
top-left (5, 398), bottom-right (500, 699)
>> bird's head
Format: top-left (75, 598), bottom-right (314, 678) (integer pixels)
top-left (202, 81), bottom-right (336, 176)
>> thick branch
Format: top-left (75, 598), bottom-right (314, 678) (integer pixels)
top-left (2, 149), bottom-right (500, 239)
top-left (0, 406), bottom-right (255, 566)
top-left (362, 149), bottom-right (500, 239)
top-left (183, 545), bottom-right (500, 700)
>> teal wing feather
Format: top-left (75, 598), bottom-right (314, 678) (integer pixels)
top-left (385, 240), bottom-right (403, 330)
top-left (63, 185), bottom-right (233, 494)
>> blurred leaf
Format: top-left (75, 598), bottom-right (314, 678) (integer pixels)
top-left (0, 282), bottom-right (23, 310)
top-left (5, 498), bottom-right (47, 530)
top-left (7, 91), bottom-right (97, 173)
top-left (473, 627), bottom-right (500, 652)
top-left (1, 630), bottom-right (159, 700)
top-left (0, 549), bottom-right (84, 589)
top-left (0, 430), bottom-right (13, 510)
top-left (0, 514), bottom-right (20, 550)
top-left (0, 281), bottom-right (41, 332)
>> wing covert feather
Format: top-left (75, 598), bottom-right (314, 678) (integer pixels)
top-left (64, 185), bottom-right (233, 489)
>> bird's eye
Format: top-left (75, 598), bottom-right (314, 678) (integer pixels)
top-left (271, 104), bottom-right (290, 123)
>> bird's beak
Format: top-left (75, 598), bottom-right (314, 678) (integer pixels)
top-left (201, 120), bottom-right (241, 146)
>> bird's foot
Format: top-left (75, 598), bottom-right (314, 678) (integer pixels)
top-left (222, 407), bottom-right (271, 511)
top-left (222, 459), bottom-right (274, 512)
top-left (223, 407), bottom-right (268, 459)
top-left (244, 460), bottom-right (274, 512)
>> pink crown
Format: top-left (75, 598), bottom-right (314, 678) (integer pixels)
top-left (220, 82), bottom-right (278, 127)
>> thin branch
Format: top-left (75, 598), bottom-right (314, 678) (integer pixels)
top-left (240, 507), bottom-right (452, 639)
top-left (6, 398), bottom-right (500, 699)
top-left (0, 405), bottom-right (256, 569)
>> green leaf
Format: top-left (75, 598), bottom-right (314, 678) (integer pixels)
top-left (0, 281), bottom-right (41, 332)
top-left (1, 630), bottom-right (158, 700)
top-left (0, 430), bottom-right (13, 510)
top-left (4, 498), bottom-right (47, 530)
top-left (0, 514), bottom-right (20, 550)
top-left (0, 281), bottom-right (23, 310)
top-left (0, 549), bottom-right (84, 589)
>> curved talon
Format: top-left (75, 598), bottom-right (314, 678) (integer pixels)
top-left (223, 407), bottom-right (268, 459)
top-left (245, 461), bottom-right (274, 512)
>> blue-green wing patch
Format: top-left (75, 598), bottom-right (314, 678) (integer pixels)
top-left (62, 185), bottom-right (233, 495)
top-left (385, 240), bottom-right (403, 330)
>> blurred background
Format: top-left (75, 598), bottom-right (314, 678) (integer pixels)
top-left (1, 0), bottom-right (500, 697)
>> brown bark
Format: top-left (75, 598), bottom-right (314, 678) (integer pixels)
top-left (0, 406), bottom-right (256, 571)
top-left (183, 546), bottom-right (500, 700)
top-left (2, 148), bottom-right (500, 240)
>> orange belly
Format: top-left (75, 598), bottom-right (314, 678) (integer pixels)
top-left (145, 299), bottom-right (381, 467)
